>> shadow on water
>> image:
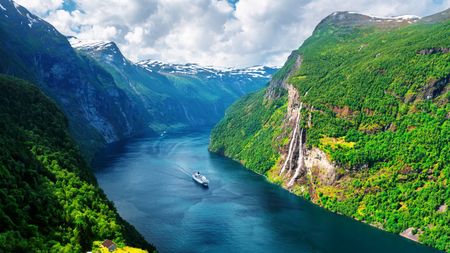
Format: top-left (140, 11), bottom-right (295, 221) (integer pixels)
top-left (93, 130), bottom-right (443, 253)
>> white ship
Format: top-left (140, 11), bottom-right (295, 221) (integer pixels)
top-left (192, 171), bottom-right (209, 187)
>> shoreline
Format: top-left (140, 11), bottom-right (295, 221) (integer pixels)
top-left (207, 148), bottom-right (440, 251)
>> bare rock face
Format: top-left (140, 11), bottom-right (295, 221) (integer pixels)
top-left (422, 74), bottom-right (450, 100)
top-left (417, 47), bottom-right (450, 55)
top-left (271, 53), bottom-right (337, 190)
top-left (437, 204), bottom-right (448, 213)
top-left (400, 227), bottom-right (422, 242)
top-left (304, 148), bottom-right (336, 186)
top-left (265, 52), bottom-right (301, 100)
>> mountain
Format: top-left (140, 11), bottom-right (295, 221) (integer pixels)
top-left (0, 75), bottom-right (154, 252)
top-left (0, 0), bottom-right (151, 159)
top-left (0, 0), bottom-right (275, 251)
top-left (69, 36), bottom-right (277, 131)
top-left (0, 0), bottom-right (276, 159)
top-left (209, 9), bottom-right (450, 252)
top-left (137, 60), bottom-right (274, 85)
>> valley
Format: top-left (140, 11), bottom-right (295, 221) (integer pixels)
top-left (93, 130), bottom-right (440, 253)
top-left (0, 0), bottom-right (449, 252)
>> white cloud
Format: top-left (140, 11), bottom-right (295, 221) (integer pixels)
top-left (125, 27), bottom-right (146, 44)
top-left (14, 0), bottom-right (450, 67)
top-left (15, 0), bottom-right (63, 16)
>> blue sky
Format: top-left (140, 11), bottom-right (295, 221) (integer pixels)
top-left (15, 0), bottom-right (450, 67)
top-left (62, 0), bottom-right (76, 12)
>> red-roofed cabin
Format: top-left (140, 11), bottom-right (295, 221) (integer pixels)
top-left (101, 239), bottom-right (117, 252)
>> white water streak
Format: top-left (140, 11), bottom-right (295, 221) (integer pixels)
top-left (279, 106), bottom-right (300, 175)
top-left (288, 128), bottom-right (304, 187)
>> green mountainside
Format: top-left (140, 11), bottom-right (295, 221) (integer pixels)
top-left (0, 0), bottom-right (275, 160)
top-left (210, 10), bottom-right (450, 251)
top-left (0, 0), bottom-right (154, 159)
top-left (0, 75), bottom-right (154, 252)
top-left (69, 39), bottom-right (275, 132)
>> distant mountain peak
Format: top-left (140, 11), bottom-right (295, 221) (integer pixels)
top-left (419, 8), bottom-right (450, 23)
top-left (68, 36), bottom-right (119, 52)
top-left (68, 38), bottom-right (278, 80)
top-left (0, 0), bottom-right (60, 35)
top-left (329, 11), bottom-right (420, 21)
top-left (137, 59), bottom-right (277, 79)
top-left (68, 37), bottom-right (129, 66)
top-left (68, 36), bottom-right (278, 78)
top-left (316, 11), bottom-right (421, 33)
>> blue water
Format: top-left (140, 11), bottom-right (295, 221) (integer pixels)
top-left (93, 130), bottom-right (440, 253)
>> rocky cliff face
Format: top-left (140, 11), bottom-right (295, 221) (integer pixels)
top-left (0, 0), bottom-right (146, 158)
top-left (265, 50), bottom-right (336, 199)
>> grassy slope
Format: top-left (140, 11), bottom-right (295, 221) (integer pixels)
top-left (209, 16), bottom-right (450, 251)
top-left (0, 75), bottom-right (154, 252)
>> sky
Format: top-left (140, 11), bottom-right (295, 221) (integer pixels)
top-left (15, 0), bottom-right (450, 67)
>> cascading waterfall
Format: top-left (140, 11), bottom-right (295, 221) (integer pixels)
top-left (288, 128), bottom-right (304, 187)
top-left (288, 131), bottom-right (299, 174)
top-left (280, 88), bottom-right (311, 185)
top-left (308, 106), bottom-right (313, 128)
top-left (279, 104), bottom-right (301, 175)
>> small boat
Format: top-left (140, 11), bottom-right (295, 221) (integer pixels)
top-left (192, 171), bottom-right (209, 187)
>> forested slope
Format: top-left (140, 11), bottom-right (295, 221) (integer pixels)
top-left (0, 75), bottom-right (154, 252)
top-left (210, 10), bottom-right (450, 251)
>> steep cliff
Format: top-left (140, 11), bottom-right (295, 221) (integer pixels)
top-left (70, 37), bottom-right (276, 130)
top-left (0, 0), bottom-right (148, 159)
top-left (210, 9), bottom-right (450, 252)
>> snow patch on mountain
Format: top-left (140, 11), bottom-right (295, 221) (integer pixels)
top-left (26, 13), bottom-right (37, 28)
top-left (368, 14), bottom-right (421, 20)
top-left (137, 59), bottom-right (275, 79)
top-left (68, 37), bottom-right (278, 80)
top-left (68, 37), bottom-right (117, 52)
top-left (13, 1), bottom-right (23, 14)
top-left (331, 11), bottom-right (421, 24)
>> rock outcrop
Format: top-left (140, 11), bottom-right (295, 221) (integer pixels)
top-left (271, 53), bottom-right (336, 193)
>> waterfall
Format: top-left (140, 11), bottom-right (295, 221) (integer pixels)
top-left (288, 128), bottom-right (304, 187)
top-left (308, 106), bottom-right (313, 128)
top-left (279, 102), bottom-right (302, 175)
top-left (288, 131), bottom-right (299, 175)
top-left (279, 107), bottom-right (299, 175)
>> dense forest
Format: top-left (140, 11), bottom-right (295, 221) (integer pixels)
top-left (210, 11), bottom-right (450, 252)
top-left (0, 75), bottom-right (155, 252)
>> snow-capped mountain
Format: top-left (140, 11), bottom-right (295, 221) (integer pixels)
top-left (67, 37), bottom-right (278, 132)
top-left (68, 37), bottom-right (131, 67)
top-left (138, 59), bottom-right (277, 79)
top-left (68, 37), bottom-right (278, 82)
top-left (0, 0), bottom-right (150, 153)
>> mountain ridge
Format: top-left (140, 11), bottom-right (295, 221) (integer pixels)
top-left (69, 35), bottom-right (277, 135)
top-left (0, 0), bottom-right (148, 158)
top-left (0, 0), bottom-right (276, 159)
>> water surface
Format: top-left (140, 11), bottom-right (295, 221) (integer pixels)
top-left (93, 130), bottom-right (440, 253)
